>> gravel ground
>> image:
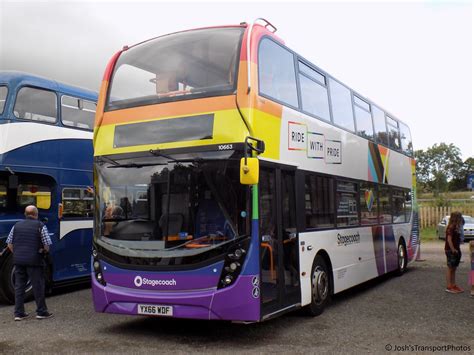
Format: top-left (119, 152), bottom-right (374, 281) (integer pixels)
top-left (0, 240), bottom-right (472, 354)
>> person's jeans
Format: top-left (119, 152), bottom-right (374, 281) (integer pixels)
top-left (14, 265), bottom-right (48, 316)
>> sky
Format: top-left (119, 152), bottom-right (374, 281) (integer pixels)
top-left (0, 0), bottom-right (472, 159)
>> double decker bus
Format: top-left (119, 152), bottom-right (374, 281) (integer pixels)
top-left (92, 19), bottom-right (418, 322)
top-left (0, 71), bottom-right (97, 303)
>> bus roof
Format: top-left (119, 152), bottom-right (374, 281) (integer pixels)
top-left (0, 71), bottom-right (97, 101)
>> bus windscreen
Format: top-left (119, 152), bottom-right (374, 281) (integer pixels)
top-left (106, 27), bottom-right (244, 111)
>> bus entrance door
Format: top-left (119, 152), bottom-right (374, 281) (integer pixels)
top-left (260, 167), bottom-right (300, 317)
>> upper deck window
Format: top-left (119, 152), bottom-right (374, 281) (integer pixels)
top-left (0, 86), bottom-right (8, 114)
top-left (61, 95), bottom-right (96, 130)
top-left (354, 96), bottom-right (374, 140)
top-left (386, 116), bottom-right (401, 150)
top-left (328, 79), bottom-right (355, 132)
top-left (298, 61), bottom-right (330, 121)
top-left (399, 122), bottom-right (413, 156)
top-left (372, 105), bottom-right (387, 145)
top-left (14, 87), bottom-right (57, 123)
top-left (107, 28), bottom-right (244, 111)
top-left (258, 38), bottom-right (298, 108)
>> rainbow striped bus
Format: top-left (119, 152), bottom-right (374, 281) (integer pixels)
top-left (92, 19), bottom-right (418, 322)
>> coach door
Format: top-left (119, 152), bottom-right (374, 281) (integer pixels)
top-left (260, 166), bottom-right (300, 317)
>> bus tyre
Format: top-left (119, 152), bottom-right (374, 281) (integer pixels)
top-left (396, 241), bottom-right (408, 276)
top-left (306, 255), bottom-right (331, 317)
top-left (0, 255), bottom-right (33, 304)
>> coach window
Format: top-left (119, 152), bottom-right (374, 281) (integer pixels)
top-left (378, 185), bottom-right (392, 224)
top-left (354, 96), bottom-right (374, 140)
top-left (304, 174), bottom-right (335, 229)
top-left (62, 187), bottom-right (93, 218)
top-left (336, 180), bottom-right (359, 227)
top-left (258, 38), bottom-right (298, 108)
top-left (298, 61), bottom-right (330, 121)
top-left (360, 182), bottom-right (378, 225)
top-left (372, 105), bottom-right (387, 145)
top-left (17, 184), bottom-right (52, 210)
top-left (14, 87), bottom-right (57, 123)
top-left (399, 122), bottom-right (413, 156)
top-left (0, 183), bottom-right (6, 208)
top-left (61, 96), bottom-right (96, 130)
top-left (0, 86), bottom-right (8, 114)
top-left (386, 116), bottom-right (401, 151)
top-left (328, 79), bottom-right (354, 132)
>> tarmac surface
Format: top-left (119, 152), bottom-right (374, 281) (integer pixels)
top-left (0, 240), bottom-right (472, 354)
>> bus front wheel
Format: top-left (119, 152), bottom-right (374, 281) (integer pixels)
top-left (0, 255), bottom-right (33, 304)
top-left (305, 255), bottom-right (331, 317)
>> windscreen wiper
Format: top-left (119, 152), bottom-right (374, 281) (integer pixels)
top-left (108, 162), bottom-right (166, 168)
top-left (149, 149), bottom-right (177, 162)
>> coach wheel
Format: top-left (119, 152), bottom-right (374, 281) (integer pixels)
top-left (0, 255), bottom-right (33, 304)
top-left (305, 255), bottom-right (331, 317)
top-left (396, 241), bottom-right (408, 276)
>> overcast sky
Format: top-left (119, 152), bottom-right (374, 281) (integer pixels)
top-left (0, 0), bottom-right (472, 159)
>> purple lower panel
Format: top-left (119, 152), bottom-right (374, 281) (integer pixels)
top-left (91, 277), bottom-right (108, 312)
top-left (210, 275), bottom-right (260, 322)
top-left (92, 273), bottom-right (260, 322)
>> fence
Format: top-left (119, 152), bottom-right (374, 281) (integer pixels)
top-left (419, 206), bottom-right (474, 228)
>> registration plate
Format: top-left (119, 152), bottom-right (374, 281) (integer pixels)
top-left (137, 304), bottom-right (173, 317)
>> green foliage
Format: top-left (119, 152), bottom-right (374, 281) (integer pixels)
top-left (433, 195), bottom-right (451, 208)
top-left (415, 143), bottom-right (466, 194)
top-left (420, 227), bottom-right (437, 241)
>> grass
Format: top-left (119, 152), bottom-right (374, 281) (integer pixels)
top-left (418, 191), bottom-right (473, 200)
top-left (420, 227), bottom-right (439, 241)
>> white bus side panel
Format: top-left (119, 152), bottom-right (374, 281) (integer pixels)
top-left (299, 223), bottom-right (411, 307)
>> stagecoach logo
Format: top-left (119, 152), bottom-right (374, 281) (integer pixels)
top-left (337, 232), bottom-right (361, 247)
top-left (133, 275), bottom-right (177, 288)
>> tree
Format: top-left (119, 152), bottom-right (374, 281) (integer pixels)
top-left (449, 157), bottom-right (474, 191)
top-left (414, 143), bottom-right (464, 194)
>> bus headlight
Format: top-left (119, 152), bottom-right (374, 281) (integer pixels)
top-left (218, 238), bottom-right (249, 289)
top-left (93, 261), bottom-right (101, 271)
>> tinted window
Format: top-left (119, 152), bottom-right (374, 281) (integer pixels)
top-left (0, 183), bottom-right (6, 208)
top-left (372, 105), bottom-right (387, 145)
top-left (299, 74), bottom-right (330, 121)
top-left (329, 79), bottom-right (354, 131)
top-left (336, 180), bottom-right (359, 227)
top-left (360, 182), bottom-right (378, 225)
top-left (404, 189), bottom-right (412, 222)
top-left (355, 105), bottom-right (374, 140)
top-left (392, 188), bottom-right (405, 223)
top-left (378, 185), bottom-right (392, 224)
top-left (62, 187), bottom-right (93, 218)
top-left (304, 174), bottom-right (335, 229)
top-left (399, 122), bottom-right (413, 156)
top-left (61, 95), bottom-right (96, 130)
top-left (259, 39), bottom-right (298, 107)
top-left (0, 86), bottom-right (8, 114)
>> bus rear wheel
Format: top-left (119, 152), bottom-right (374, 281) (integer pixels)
top-left (0, 255), bottom-right (33, 304)
top-left (305, 255), bottom-right (331, 317)
top-left (396, 241), bottom-right (408, 276)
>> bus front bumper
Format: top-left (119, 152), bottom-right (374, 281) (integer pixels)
top-left (91, 274), bottom-right (260, 322)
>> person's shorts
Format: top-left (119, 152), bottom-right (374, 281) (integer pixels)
top-left (445, 250), bottom-right (461, 268)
